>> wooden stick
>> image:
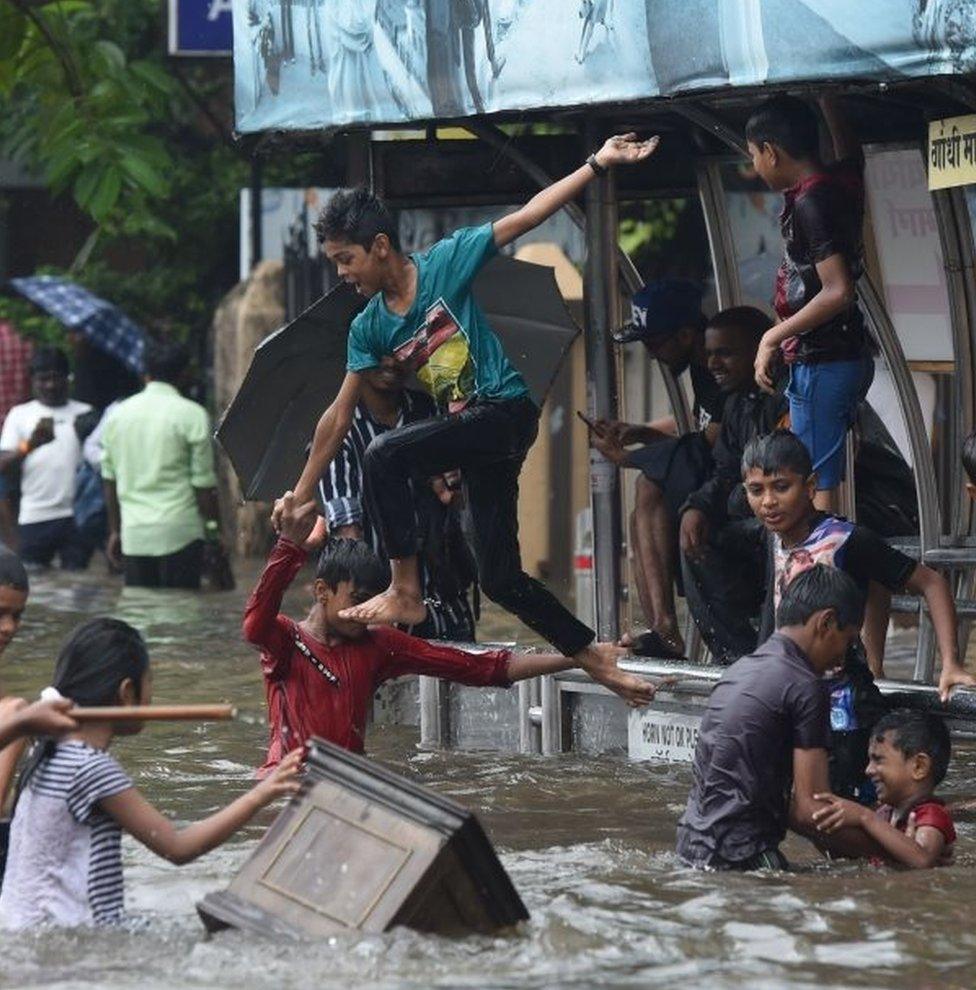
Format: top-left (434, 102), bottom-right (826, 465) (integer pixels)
top-left (70, 704), bottom-right (236, 722)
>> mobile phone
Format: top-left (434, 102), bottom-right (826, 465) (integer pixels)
top-left (576, 410), bottom-right (598, 431)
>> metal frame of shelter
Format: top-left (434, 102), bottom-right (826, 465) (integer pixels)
top-left (243, 72), bottom-right (976, 751)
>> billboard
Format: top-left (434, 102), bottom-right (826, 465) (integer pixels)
top-left (233, 0), bottom-right (976, 133)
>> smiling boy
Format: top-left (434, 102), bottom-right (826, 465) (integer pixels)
top-left (813, 709), bottom-right (956, 869)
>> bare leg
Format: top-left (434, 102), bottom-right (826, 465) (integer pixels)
top-left (631, 475), bottom-right (683, 652)
top-left (862, 580), bottom-right (892, 677)
top-left (628, 504), bottom-right (655, 627)
top-left (813, 487), bottom-right (839, 513)
top-left (338, 556), bottom-right (427, 626)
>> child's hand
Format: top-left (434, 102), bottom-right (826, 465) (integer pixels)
top-left (19, 697), bottom-right (79, 737)
top-left (276, 492), bottom-right (319, 547)
top-left (937, 664), bottom-right (976, 704)
top-left (252, 748), bottom-right (304, 807)
top-left (754, 334), bottom-right (780, 393)
top-left (595, 133), bottom-right (659, 169)
top-left (812, 792), bottom-right (868, 833)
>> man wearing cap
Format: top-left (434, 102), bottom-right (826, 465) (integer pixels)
top-left (0, 347), bottom-right (92, 569)
top-left (589, 279), bottom-right (723, 658)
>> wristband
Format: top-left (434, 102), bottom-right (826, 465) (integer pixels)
top-left (18, 440), bottom-right (31, 456)
top-left (586, 153), bottom-right (608, 177)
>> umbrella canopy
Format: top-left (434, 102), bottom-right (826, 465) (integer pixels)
top-left (10, 276), bottom-right (145, 375)
top-left (217, 254), bottom-right (580, 501)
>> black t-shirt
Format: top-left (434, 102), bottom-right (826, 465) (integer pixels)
top-left (774, 157), bottom-right (869, 364)
top-left (690, 360), bottom-right (725, 431)
top-left (676, 633), bottom-right (831, 865)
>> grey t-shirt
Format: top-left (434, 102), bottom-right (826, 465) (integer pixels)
top-left (676, 633), bottom-right (830, 866)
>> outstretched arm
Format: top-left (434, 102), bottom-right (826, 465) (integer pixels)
top-left (492, 133), bottom-right (659, 249)
top-left (811, 794), bottom-right (946, 868)
top-left (101, 749), bottom-right (302, 865)
top-left (284, 371), bottom-right (362, 512)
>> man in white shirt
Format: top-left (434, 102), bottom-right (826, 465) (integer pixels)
top-left (0, 348), bottom-right (92, 569)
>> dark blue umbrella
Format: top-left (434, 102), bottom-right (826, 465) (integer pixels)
top-left (10, 276), bottom-right (145, 375)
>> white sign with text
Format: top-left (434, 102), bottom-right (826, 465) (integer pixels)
top-left (628, 708), bottom-right (701, 764)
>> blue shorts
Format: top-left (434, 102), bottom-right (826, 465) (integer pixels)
top-left (787, 357), bottom-right (874, 490)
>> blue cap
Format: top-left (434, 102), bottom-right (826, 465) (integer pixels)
top-left (612, 279), bottom-right (704, 344)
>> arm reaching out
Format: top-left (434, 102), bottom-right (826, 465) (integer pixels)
top-left (492, 133), bottom-right (659, 249)
top-left (277, 371), bottom-right (362, 522)
top-left (101, 749), bottom-right (303, 865)
top-left (811, 795), bottom-right (947, 869)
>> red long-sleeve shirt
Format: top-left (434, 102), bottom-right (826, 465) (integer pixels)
top-left (243, 538), bottom-right (512, 773)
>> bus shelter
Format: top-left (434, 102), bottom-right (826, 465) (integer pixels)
top-left (232, 0), bottom-right (976, 755)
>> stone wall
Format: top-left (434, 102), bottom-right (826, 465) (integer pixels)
top-left (213, 260), bottom-right (285, 557)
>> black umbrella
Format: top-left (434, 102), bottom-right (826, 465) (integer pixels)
top-left (217, 255), bottom-right (580, 501)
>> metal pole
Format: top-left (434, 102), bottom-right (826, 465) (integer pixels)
top-left (583, 120), bottom-right (622, 642)
top-left (859, 275), bottom-right (940, 681)
top-left (696, 161), bottom-right (742, 308)
top-left (249, 156), bottom-right (263, 270)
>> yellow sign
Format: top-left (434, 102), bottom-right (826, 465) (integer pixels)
top-left (928, 115), bottom-right (976, 191)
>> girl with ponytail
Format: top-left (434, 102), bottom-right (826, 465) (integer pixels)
top-left (0, 617), bottom-right (301, 929)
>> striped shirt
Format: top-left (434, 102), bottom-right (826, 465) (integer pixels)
top-left (0, 741), bottom-right (132, 929)
top-left (317, 390), bottom-right (475, 641)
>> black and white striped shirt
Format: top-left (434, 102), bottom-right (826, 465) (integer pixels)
top-left (317, 390), bottom-right (475, 641)
top-left (0, 741), bottom-right (132, 929)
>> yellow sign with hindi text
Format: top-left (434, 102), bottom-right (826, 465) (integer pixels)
top-left (928, 115), bottom-right (976, 191)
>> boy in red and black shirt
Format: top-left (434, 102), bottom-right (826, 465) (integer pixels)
top-left (243, 494), bottom-right (598, 774)
top-left (746, 95), bottom-right (873, 515)
top-left (813, 709), bottom-right (956, 869)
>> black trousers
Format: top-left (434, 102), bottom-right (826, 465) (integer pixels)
top-left (123, 539), bottom-right (204, 590)
top-left (363, 397), bottom-right (594, 657)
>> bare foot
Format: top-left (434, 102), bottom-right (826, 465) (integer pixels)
top-left (338, 586), bottom-right (427, 627)
top-left (574, 642), bottom-right (657, 707)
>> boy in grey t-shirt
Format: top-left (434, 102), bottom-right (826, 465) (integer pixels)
top-left (677, 565), bottom-right (869, 869)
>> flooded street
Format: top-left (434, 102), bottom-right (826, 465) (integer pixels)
top-left (2, 563), bottom-right (976, 989)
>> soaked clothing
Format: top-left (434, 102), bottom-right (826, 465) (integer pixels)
top-left (362, 395), bottom-right (595, 657)
top-left (317, 387), bottom-right (475, 641)
top-left (0, 742), bottom-right (132, 929)
top-left (874, 799), bottom-right (956, 862)
top-left (243, 538), bottom-right (512, 773)
top-left (345, 223), bottom-right (528, 411)
top-left (774, 157), bottom-right (869, 365)
top-left (676, 633), bottom-right (831, 867)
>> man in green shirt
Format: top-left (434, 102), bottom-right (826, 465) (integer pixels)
top-left (101, 339), bottom-right (222, 589)
top-left (276, 132), bottom-right (662, 707)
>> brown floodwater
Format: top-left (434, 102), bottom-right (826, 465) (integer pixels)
top-left (1, 562), bottom-right (975, 989)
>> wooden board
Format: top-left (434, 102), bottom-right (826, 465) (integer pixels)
top-left (198, 738), bottom-right (528, 938)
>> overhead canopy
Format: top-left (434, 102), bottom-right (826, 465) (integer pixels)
top-left (235, 0), bottom-right (975, 135)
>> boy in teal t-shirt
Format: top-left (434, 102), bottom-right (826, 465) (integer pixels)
top-left (277, 133), bottom-right (661, 706)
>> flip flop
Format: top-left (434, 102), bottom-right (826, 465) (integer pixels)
top-left (627, 630), bottom-right (687, 661)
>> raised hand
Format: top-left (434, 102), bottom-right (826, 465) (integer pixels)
top-left (276, 492), bottom-right (319, 546)
top-left (595, 133), bottom-right (660, 168)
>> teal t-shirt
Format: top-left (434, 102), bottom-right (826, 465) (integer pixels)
top-left (345, 223), bottom-right (529, 412)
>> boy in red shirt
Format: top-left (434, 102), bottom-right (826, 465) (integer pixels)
top-left (244, 495), bottom-right (629, 773)
top-left (813, 709), bottom-right (956, 869)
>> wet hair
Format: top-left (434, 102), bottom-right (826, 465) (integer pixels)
top-left (314, 187), bottom-right (401, 252)
top-left (775, 563), bottom-right (866, 631)
top-left (873, 709), bottom-right (951, 786)
top-left (741, 429), bottom-right (813, 480)
top-left (745, 95), bottom-right (821, 161)
top-left (962, 431), bottom-right (976, 485)
top-left (0, 549), bottom-right (28, 593)
top-left (706, 306), bottom-right (773, 344)
top-left (17, 617), bottom-right (150, 798)
top-left (144, 337), bottom-right (189, 384)
top-left (315, 538), bottom-right (389, 595)
top-left (29, 346), bottom-right (69, 377)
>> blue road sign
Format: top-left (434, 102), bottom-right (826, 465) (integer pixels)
top-left (169, 0), bottom-right (233, 57)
